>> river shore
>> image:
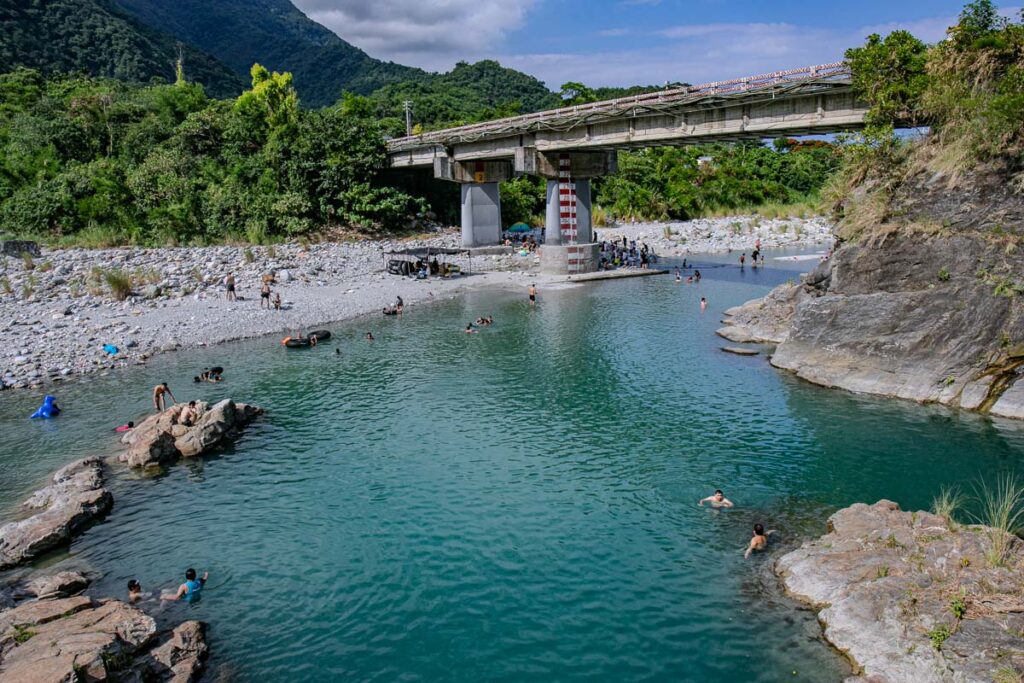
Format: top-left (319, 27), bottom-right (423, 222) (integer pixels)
top-left (0, 216), bottom-right (830, 390)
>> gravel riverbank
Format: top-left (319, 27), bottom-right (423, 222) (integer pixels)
top-left (0, 217), bottom-right (831, 390)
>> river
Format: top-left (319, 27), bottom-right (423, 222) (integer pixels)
top-left (2, 249), bottom-right (1023, 681)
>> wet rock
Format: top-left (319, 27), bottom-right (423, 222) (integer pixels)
top-left (0, 458), bottom-right (113, 569)
top-left (23, 571), bottom-right (90, 599)
top-left (119, 400), bottom-right (263, 468)
top-left (777, 500), bottom-right (1024, 682)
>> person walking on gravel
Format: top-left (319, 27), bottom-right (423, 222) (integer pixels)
top-left (260, 281), bottom-right (271, 309)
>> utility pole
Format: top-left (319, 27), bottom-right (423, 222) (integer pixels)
top-left (403, 100), bottom-right (413, 136)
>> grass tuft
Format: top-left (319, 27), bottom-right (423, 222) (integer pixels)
top-left (104, 269), bottom-right (133, 301)
top-left (972, 475), bottom-right (1024, 567)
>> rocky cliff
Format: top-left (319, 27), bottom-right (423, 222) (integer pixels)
top-left (720, 165), bottom-right (1024, 419)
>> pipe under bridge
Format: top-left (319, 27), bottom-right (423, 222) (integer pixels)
top-left (386, 62), bottom-right (865, 273)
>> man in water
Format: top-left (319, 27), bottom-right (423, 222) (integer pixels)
top-left (739, 253), bottom-right (746, 268)
top-left (153, 383), bottom-right (175, 412)
top-left (365, 332), bottom-right (375, 341)
top-left (395, 296), bottom-right (404, 313)
top-left (128, 579), bottom-right (143, 603)
top-left (698, 489), bottom-right (733, 508)
top-left (694, 270), bottom-right (702, 281)
top-left (674, 267), bottom-right (681, 283)
top-left (465, 323), bottom-right (478, 334)
top-left (700, 297), bottom-right (707, 312)
top-left (744, 524), bottom-right (776, 559)
top-left (528, 284), bottom-right (537, 305)
top-left (162, 568), bottom-right (208, 602)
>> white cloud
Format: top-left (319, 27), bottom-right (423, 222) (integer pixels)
top-left (291, 0), bottom-right (537, 71)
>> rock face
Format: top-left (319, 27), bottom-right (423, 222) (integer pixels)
top-left (777, 500), bottom-right (1024, 682)
top-left (719, 165), bottom-right (1024, 419)
top-left (0, 594), bottom-right (207, 683)
top-left (119, 399), bottom-right (264, 469)
top-left (0, 458), bottom-right (112, 569)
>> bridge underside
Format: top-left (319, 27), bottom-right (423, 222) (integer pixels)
top-left (386, 71), bottom-right (866, 271)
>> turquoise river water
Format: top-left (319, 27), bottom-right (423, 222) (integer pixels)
top-left (3, 250), bottom-right (1024, 682)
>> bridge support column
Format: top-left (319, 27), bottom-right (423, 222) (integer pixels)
top-left (434, 158), bottom-right (512, 248)
top-left (460, 182), bottom-right (502, 248)
top-left (518, 150), bottom-right (614, 275)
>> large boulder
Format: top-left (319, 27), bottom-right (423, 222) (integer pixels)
top-left (777, 500), bottom-right (1024, 682)
top-left (0, 458), bottom-right (112, 570)
top-left (146, 620), bottom-right (209, 683)
top-left (0, 598), bottom-right (157, 683)
top-left (119, 400), bottom-right (263, 468)
top-left (23, 571), bottom-right (90, 599)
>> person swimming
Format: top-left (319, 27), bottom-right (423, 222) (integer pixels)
top-left (465, 323), bottom-right (478, 334)
top-left (162, 567), bottom-right (208, 602)
top-left (114, 421), bottom-right (135, 432)
top-left (365, 332), bottom-right (374, 341)
top-left (744, 523), bottom-right (776, 559)
top-left (700, 297), bottom-right (707, 312)
top-left (698, 489), bottom-right (734, 508)
top-left (128, 579), bottom-right (143, 603)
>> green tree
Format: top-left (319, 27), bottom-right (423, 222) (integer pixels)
top-left (559, 81), bottom-right (597, 105)
top-left (845, 30), bottom-right (930, 129)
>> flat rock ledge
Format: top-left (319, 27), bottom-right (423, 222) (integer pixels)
top-left (0, 458), bottom-right (112, 570)
top-left (0, 592), bottom-right (207, 683)
top-left (776, 500), bottom-right (1024, 683)
top-left (119, 399), bottom-right (264, 469)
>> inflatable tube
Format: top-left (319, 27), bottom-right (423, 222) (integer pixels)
top-left (31, 395), bottom-right (60, 419)
top-left (285, 337), bottom-right (311, 348)
top-left (382, 309), bottom-right (398, 316)
top-left (307, 330), bottom-right (331, 342)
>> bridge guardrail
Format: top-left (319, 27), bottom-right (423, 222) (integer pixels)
top-left (387, 62), bottom-right (851, 151)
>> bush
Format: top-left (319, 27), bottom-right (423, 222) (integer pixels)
top-left (104, 269), bottom-right (132, 301)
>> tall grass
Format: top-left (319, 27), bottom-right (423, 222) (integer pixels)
top-left (973, 475), bottom-right (1024, 567)
top-left (932, 485), bottom-right (965, 527)
top-left (104, 269), bottom-right (133, 301)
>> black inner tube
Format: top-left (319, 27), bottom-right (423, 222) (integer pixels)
top-left (285, 338), bottom-right (311, 348)
top-left (307, 330), bottom-right (331, 341)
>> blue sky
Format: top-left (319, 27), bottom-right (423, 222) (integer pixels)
top-left (291, 0), bottom-right (1019, 88)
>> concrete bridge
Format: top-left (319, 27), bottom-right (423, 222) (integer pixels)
top-left (386, 62), bottom-right (865, 273)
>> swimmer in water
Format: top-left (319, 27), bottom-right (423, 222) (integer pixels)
top-left (744, 523), bottom-right (776, 559)
top-left (465, 323), bottom-right (478, 334)
top-left (162, 568), bottom-right (208, 602)
top-left (675, 268), bottom-right (682, 283)
top-left (700, 297), bottom-right (707, 312)
top-left (114, 421), bottom-right (134, 432)
top-left (698, 489), bottom-right (734, 508)
top-left (128, 579), bottom-right (143, 603)
top-left (365, 332), bottom-right (374, 341)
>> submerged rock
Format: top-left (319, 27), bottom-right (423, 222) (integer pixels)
top-left (0, 458), bottom-right (112, 570)
top-left (119, 399), bottom-right (264, 469)
top-left (776, 500), bottom-right (1024, 682)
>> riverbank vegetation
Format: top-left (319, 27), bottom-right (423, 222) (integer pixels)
top-left (828, 0), bottom-right (1024, 241)
top-left (0, 64), bottom-right (425, 246)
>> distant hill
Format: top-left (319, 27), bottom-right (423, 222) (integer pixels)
top-left (369, 60), bottom-right (561, 129)
top-left (113, 0), bottom-right (428, 107)
top-left (0, 0), bottom-right (245, 98)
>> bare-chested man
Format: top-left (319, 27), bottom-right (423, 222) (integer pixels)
top-left (152, 382), bottom-right (175, 412)
top-left (698, 489), bottom-right (734, 508)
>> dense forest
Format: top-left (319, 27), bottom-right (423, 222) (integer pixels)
top-left (2, 0), bottom-right (1013, 246)
top-left (0, 0), bottom-right (244, 98)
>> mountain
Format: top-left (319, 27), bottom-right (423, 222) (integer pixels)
top-left (0, 0), bottom-right (245, 98)
top-left (113, 0), bottom-right (428, 107)
top-left (369, 60), bottom-right (561, 129)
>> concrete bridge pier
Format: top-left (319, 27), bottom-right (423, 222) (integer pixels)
top-left (517, 150), bottom-right (616, 274)
top-left (434, 158), bottom-right (512, 248)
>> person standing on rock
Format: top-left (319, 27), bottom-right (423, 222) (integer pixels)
top-left (162, 568), bottom-right (207, 602)
top-left (225, 272), bottom-right (237, 302)
top-left (744, 524), bottom-right (776, 559)
top-left (260, 280), bottom-right (271, 309)
top-left (153, 382), bottom-right (175, 412)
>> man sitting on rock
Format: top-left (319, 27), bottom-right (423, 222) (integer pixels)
top-left (162, 568), bottom-right (208, 602)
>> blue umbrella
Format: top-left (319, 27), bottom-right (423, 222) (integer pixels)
top-left (507, 223), bottom-right (532, 233)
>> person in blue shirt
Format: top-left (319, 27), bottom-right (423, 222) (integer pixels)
top-left (162, 567), bottom-right (208, 602)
